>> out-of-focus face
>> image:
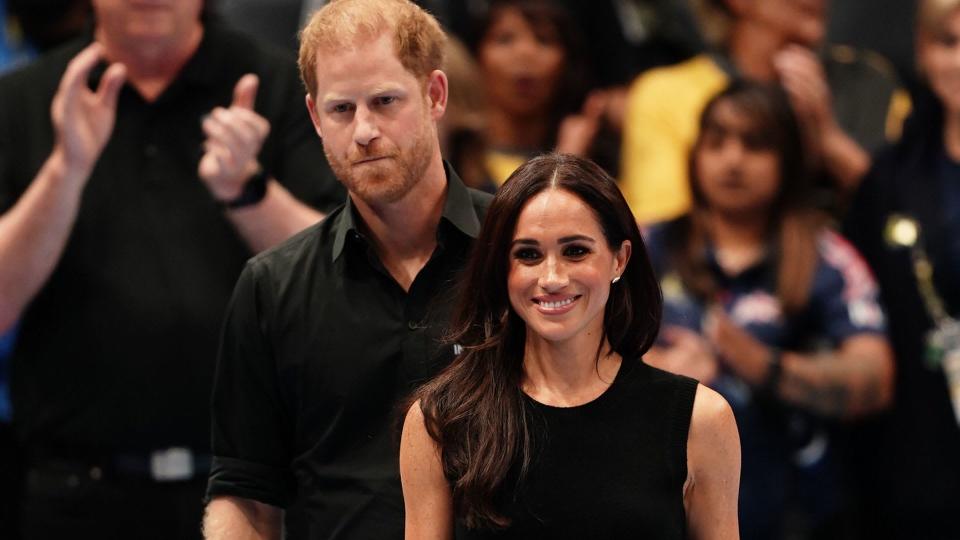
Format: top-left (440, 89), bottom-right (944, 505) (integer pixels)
top-left (694, 99), bottom-right (781, 216)
top-left (735, 0), bottom-right (827, 48)
top-left (307, 32), bottom-right (444, 207)
top-left (478, 7), bottom-right (566, 118)
top-left (92, 0), bottom-right (203, 48)
top-left (508, 188), bottom-right (629, 347)
top-left (918, 8), bottom-right (960, 116)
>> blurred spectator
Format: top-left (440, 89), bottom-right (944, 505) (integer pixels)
top-left (0, 0), bottom-right (343, 537)
top-left (827, 0), bottom-right (918, 91)
top-left (644, 81), bottom-right (893, 539)
top-left (844, 0), bottom-right (960, 536)
top-left (621, 0), bottom-right (910, 224)
top-left (465, 0), bottom-right (620, 184)
top-left (447, 0), bottom-right (705, 88)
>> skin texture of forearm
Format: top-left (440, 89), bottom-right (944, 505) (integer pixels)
top-left (776, 340), bottom-right (893, 418)
top-left (203, 497), bottom-right (282, 540)
top-left (0, 151), bottom-right (87, 332)
top-left (820, 125), bottom-right (871, 195)
top-left (226, 180), bottom-right (326, 253)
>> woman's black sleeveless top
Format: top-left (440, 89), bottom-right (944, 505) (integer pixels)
top-left (456, 359), bottom-right (698, 539)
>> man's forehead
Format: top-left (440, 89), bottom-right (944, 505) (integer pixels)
top-left (313, 35), bottom-right (421, 100)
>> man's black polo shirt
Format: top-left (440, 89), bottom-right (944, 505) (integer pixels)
top-left (208, 165), bottom-right (490, 538)
top-left (0, 24), bottom-right (344, 456)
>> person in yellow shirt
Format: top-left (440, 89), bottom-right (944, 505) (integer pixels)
top-left (620, 0), bottom-right (910, 224)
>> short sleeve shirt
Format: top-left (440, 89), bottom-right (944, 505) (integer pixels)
top-left (0, 24), bottom-right (345, 454)
top-left (207, 164), bottom-right (491, 539)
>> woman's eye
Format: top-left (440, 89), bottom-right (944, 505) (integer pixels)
top-left (512, 248), bottom-right (542, 262)
top-left (563, 245), bottom-right (590, 258)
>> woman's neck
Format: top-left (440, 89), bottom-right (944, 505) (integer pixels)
top-left (486, 107), bottom-right (550, 150)
top-left (521, 329), bottom-right (621, 407)
top-left (727, 22), bottom-right (783, 82)
top-left (706, 210), bottom-right (769, 274)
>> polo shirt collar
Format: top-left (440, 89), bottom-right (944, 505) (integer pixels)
top-left (85, 21), bottom-right (223, 94)
top-left (331, 161), bottom-right (481, 262)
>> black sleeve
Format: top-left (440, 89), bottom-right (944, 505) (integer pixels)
top-left (207, 260), bottom-right (296, 508)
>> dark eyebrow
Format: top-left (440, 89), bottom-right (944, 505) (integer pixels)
top-left (511, 239), bottom-right (539, 247)
top-left (558, 235), bottom-right (595, 244)
top-left (511, 235), bottom-right (595, 247)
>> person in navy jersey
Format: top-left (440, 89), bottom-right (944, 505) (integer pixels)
top-left (643, 80), bottom-right (894, 540)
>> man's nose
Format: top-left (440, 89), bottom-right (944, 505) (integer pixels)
top-left (353, 106), bottom-right (380, 146)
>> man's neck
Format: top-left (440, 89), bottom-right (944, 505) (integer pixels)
top-left (95, 23), bottom-right (204, 102)
top-left (351, 156), bottom-right (448, 292)
top-left (727, 22), bottom-right (784, 82)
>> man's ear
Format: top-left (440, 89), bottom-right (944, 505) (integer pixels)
top-left (426, 69), bottom-right (448, 120)
top-left (305, 94), bottom-right (323, 138)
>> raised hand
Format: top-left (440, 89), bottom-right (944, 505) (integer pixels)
top-left (555, 89), bottom-right (608, 156)
top-left (774, 45), bottom-right (833, 132)
top-left (50, 42), bottom-right (127, 178)
top-left (198, 73), bottom-right (271, 201)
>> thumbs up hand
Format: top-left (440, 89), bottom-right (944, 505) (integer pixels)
top-left (198, 73), bottom-right (272, 202)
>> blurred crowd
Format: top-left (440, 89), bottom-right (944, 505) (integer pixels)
top-left (1, 0), bottom-right (958, 539)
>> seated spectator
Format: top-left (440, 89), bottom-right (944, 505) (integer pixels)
top-left (621, 0), bottom-right (910, 223)
top-left (644, 80), bottom-right (893, 539)
top-left (844, 0), bottom-right (960, 536)
top-left (466, 0), bottom-right (616, 184)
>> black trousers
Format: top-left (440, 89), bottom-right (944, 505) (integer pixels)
top-left (21, 460), bottom-right (207, 540)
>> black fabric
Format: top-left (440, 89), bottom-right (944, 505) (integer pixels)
top-left (0, 24), bottom-right (344, 456)
top-left (456, 359), bottom-right (698, 539)
top-left (207, 164), bottom-right (491, 539)
top-left (843, 87), bottom-right (960, 537)
top-left (20, 466), bottom-right (207, 540)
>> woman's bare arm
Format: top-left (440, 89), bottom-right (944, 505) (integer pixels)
top-left (400, 400), bottom-right (454, 540)
top-left (685, 384), bottom-right (741, 540)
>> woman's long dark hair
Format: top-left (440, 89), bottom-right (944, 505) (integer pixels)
top-left (667, 80), bottom-right (824, 314)
top-left (415, 153), bottom-right (662, 529)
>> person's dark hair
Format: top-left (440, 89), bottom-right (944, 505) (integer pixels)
top-left (415, 153), bottom-right (662, 529)
top-left (466, 0), bottom-right (590, 148)
top-left (668, 79), bottom-right (823, 314)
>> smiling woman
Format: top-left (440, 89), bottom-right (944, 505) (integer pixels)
top-left (400, 153), bottom-right (741, 539)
